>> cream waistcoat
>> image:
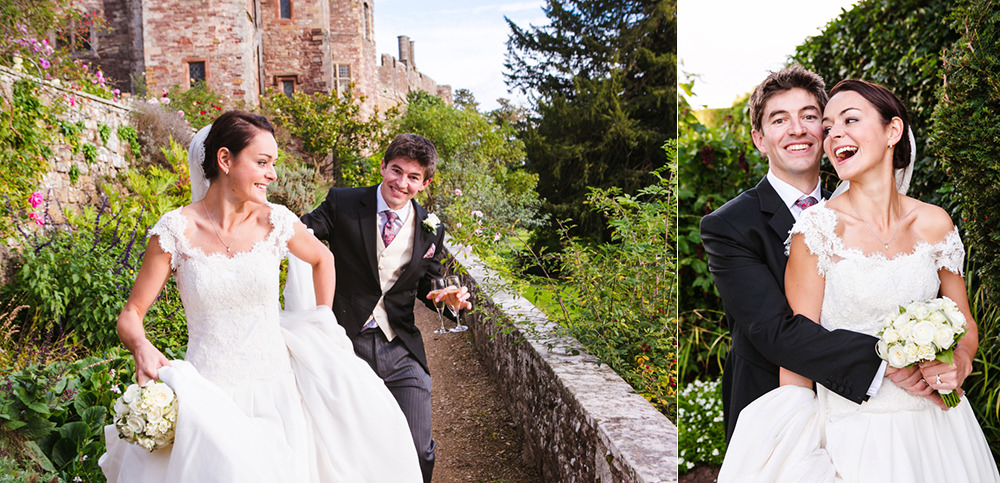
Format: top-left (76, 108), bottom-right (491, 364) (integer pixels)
top-left (370, 210), bottom-right (416, 340)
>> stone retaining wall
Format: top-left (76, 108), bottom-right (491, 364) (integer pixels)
top-left (446, 239), bottom-right (678, 483)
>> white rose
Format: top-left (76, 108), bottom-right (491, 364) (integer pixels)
top-left (908, 303), bottom-right (931, 321)
top-left (911, 320), bottom-right (937, 346)
top-left (143, 383), bottom-right (175, 408)
top-left (882, 327), bottom-right (900, 344)
top-left (118, 422), bottom-right (134, 439)
top-left (903, 342), bottom-right (919, 364)
top-left (927, 311), bottom-right (947, 326)
top-left (934, 326), bottom-right (956, 350)
top-left (887, 345), bottom-right (909, 368)
top-left (154, 432), bottom-right (174, 449)
top-left (122, 384), bottom-right (141, 404)
top-left (917, 344), bottom-right (936, 361)
top-left (943, 306), bottom-right (966, 328)
top-left (144, 405), bottom-right (163, 425)
top-left (876, 339), bottom-right (889, 360)
top-left (138, 437), bottom-right (155, 452)
top-left (114, 398), bottom-right (129, 418)
top-left (126, 413), bottom-right (146, 435)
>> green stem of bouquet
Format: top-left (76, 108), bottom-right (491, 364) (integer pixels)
top-left (941, 390), bottom-right (961, 408)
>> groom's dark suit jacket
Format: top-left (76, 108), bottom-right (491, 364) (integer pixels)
top-left (700, 177), bottom-right (882, 441)
top-left (302, 185), bottom-right (444, 374)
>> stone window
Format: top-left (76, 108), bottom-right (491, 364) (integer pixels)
top-left (335, 64), bottom-right (351, 93)
top-left (280, 0), bottom-right (292, 19)
top-left (188, 61), bottom-right (206, 86)
top-left (277, 76), bottom-right (296, 97)
top-left (364, 3), bottom-right (372, 40)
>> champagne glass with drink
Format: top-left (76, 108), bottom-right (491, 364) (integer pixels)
top-left (445, 275), bottom-right (468, 332)
top-left (430, 277), bottom-right (450, 334)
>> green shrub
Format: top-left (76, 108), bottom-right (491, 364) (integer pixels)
top-left (791, 0), bottom-right (961, 212)
top-left (677, 378), bottom-right (725, 473)
top-left (4, 197), bottom-right (187, 351)
top-left (0, 80), bottom-right (54, 231)
top-left (270, 154), bottom-right (318, 216)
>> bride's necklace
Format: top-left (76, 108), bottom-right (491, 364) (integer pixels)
top-left (202, 200), bottom-right (243, 253)
top-left (847, 190), bottom-right (900, 250)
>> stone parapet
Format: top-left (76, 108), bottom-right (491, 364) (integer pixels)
top-left (445, 237), bottom-right (678, 482)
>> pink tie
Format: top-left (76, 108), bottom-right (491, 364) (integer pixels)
top-left (382, 210), bottom-right (400, 246)
top-left (795, 196), bottom-right (818, 210)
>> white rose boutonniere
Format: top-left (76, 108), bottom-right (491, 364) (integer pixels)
top-left (423, 213), bottom-right (441, 235)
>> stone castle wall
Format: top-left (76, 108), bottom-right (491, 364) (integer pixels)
top-left (75, 0), bottom-right (449, 114)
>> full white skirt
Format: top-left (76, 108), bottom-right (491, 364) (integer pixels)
top-left (719, 385), bottom-right (1000, 483)
top-left (99, 307), bottom-right (421, 483)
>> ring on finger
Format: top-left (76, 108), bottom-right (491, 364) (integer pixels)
top-left (936, 374), bottom-right (942, 385)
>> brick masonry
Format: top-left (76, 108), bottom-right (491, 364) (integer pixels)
top-left (74, 0), bottom-right (450, 115)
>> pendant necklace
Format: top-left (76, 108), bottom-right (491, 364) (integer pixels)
top-left (847, 190), bottom-right (899, 250)
top-left (203, 200), bottom-right (242, 253)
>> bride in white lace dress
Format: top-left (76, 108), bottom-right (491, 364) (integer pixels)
top-left (99, 111), bottom-right (421, 482)
top-left (719, 81), bottom-right (999, 481)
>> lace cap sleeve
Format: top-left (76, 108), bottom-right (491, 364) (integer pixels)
top-left (785, 204), bottom-right (839, 277)
top-left (267, 203), bottom-right (298, 255)
top-left (933, 227), bottom-right (965, 276)
top-left (147, 208), bottom-right (186, 270)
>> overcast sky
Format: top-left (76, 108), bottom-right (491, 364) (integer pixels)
top-left (374, 0), bottom-right (548, 112)
top-left (678, 0), bottom-right (860, 109)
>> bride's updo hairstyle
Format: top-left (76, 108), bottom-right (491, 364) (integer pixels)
top-left (202, 110), bottom-right (275, 180)
top-left (828, 79), bottom-right (912, 171)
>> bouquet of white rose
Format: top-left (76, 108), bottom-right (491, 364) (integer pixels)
top-left (113, 381), bottom-right (178, 451)
top-left (875, 296), bottom-right (967, 407)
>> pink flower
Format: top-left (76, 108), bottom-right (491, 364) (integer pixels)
top-left (28, 212), bottom-right (44, 226)
top-left (38, 58), bottom-right (50, 69)
top-left (493, 233), bottom-right (502, 242)
top-left (28, 191), bottom-right (43, 208)
top-left (159, 97), bottom-right (171, 105)
top-left (471, 210), bottom-right (483, 218)
top-left (81, 63), bottom-right (88, 71)
top-left (112, 89), bottom-right (121, 96)
top-left (177, 110), bottom-right (185, 117)
top-left (68, 95), bottom-right (76, 107)
top-left (454, 188), bottom-right (463, 197)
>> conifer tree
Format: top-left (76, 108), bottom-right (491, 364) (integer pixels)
top-left (505, 0), bottom-right (675, 239)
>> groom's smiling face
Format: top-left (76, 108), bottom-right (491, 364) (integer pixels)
top-left (380, 156), bottom-right (432, 210)
top-left (751, 87), bottom-right (825, 185)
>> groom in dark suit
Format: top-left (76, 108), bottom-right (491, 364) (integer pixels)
top-left (700, 66), bottom-right (932, 442)
top-left (302, 133), bottom-right (469, 482)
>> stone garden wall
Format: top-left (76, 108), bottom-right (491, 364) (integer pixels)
top-left (0, 66), bottom-right (133, 212)
top-left (446, 238), bottom-right (678, 483)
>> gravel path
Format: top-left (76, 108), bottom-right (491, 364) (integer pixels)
top-left (416, 303), bottom-right (542, 483)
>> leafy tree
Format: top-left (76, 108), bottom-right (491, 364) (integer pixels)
top-left (505, 0), bottom-right (675, 240)
top-left (262, 88), bottom-right (394, 187)
top-left (791, 0), bottom-right (961, 210)
top-left (394, 90), bottom-right (543, 233)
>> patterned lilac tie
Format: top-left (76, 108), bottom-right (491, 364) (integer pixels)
top-left (382, 210), bottom-right (400, 246)
top-left (795, 196), bottom-right (818, 210)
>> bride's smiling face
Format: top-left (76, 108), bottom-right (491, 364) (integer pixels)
top-left (822, 90), bottom-right (900, 182)
top-left (223, 130), bottom-right (278, 203)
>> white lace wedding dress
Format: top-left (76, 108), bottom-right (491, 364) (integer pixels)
top-left (99, 203), bottom-right (421, 482)
top-left (719, 201), bottom-right (1000, 482)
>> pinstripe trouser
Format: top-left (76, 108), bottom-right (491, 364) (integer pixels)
top-left (353, 329), bottom-right (435, 483)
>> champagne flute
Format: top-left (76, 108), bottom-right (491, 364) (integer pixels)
top-left (430, 277), bottom-right (450, 334)
top-left (445, 275), bottom-right (468, 332)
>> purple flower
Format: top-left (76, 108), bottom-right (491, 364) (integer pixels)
top-left (28, 191), bottom-right (43, 208)
top-left (38, 58), bottom-right (50, 69)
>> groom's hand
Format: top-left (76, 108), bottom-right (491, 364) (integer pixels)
top-left (886, 365), bottom-right (947, 410)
